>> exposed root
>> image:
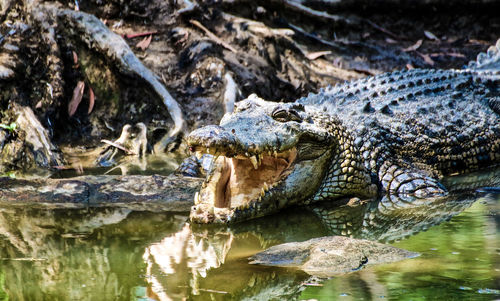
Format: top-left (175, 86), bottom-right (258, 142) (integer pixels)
top-left (223, 72), bottom-right (238, 114)
top-left (30, 6), bottom-right (65, 110)
top-left (38, 3), bottom-right (186, 149)
top-left (97, 123), bottom-right (147, 167)
top-left (1, 104), bottom-right (65, 170)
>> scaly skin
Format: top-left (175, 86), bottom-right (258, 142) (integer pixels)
top-left (187, 39), bottom-right (500, 224)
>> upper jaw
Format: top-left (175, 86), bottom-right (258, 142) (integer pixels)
top-left (189, 144), bottom-right (298, 224)
top-left (186, 110), bottom-right (332, 224)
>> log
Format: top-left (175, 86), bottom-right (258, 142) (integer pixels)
top-left (0, 175), bottom-right (201, 211)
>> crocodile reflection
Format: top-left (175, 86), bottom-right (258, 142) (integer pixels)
top-left (142, 169), bottom-right (500, 299)
top-left (0, 208), bottom-right (188, 300)
top-left (0, 168), bottom-right (497, 300)
top-left (312, 167), bottom-right (500, 242)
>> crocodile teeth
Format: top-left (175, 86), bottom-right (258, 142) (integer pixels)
top-left (263, 182), bottom-right (269, 191)
top-left (260, 188), bottom-right (265, 197)
top-left (194, 191), bottom-right (200, 204)
top-left (195, 151), bottom-right (203, 159)
top-left (250, 156), bottom-right (259, 169)
top-left (205, 147), bottom-right (218, 155)
top-left (257, 154), bottom-right (262, 167)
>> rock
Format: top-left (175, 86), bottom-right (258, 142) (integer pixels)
top-left (249, 235), bottom-right (418, 277)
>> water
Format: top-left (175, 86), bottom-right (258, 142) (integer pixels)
top-left (0, 171), bottom-right (498, 300)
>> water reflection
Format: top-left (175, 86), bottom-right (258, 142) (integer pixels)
top-left (0, 168), bottom-right (498, 300)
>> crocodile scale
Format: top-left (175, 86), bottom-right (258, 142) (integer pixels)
top-left (186, 39), bottom-right (500, 223)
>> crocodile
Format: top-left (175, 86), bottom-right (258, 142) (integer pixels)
top-left (187, 39), bottom-right (500, 223)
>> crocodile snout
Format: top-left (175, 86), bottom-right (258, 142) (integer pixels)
top-left (187, 125), bottom-right (240, 155)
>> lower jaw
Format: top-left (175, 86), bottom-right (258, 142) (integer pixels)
top-left (191, 151), bottom-right (297, 223)
top-left (191, 195), bottom-right (280, 224)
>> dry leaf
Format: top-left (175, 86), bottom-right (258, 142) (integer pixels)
top-left (125, 31), bottom-right (158, 39)
top-left (418, 52), bottom-right (435, 66)
top-left (72, 51), bottom-right (79, 68)
top-left (406, 63), bottom-right (414, 70)
top-left (68, 81), bottom-right (85, 117)
top-left (88, 85), bottom-right (95, 114)
top-left (402, 39), bottom-right (422, 52)
top-left (305, 51), bottom-right (332, 60)
top-left (424, 30), bottom-right (439, 41)
top-left (136, 35), bottom-right (152, 51)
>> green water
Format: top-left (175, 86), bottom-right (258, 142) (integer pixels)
top-left (301, 198), bottom-right (500, 300)
top-left (0, 176), bottom-right (498, 300)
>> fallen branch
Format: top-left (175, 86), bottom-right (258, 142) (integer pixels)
top-left (101, 139), bottom-right (136, 155)
top-left (287, 22), bottom-right (349, 53)
top-left (278, 0), bottom-right (360, 25)
top-left (221, 13), bottom-right (294, 38)
top-left (189, 19), bottom-right (237, 53)
top-left (97, 123), bottom-right (147, 166)
top-left (364, 19), bottom-right (404, 41)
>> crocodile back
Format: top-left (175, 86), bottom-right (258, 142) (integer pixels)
top-left (297, 68), bottom-right (500, 175)
top-left (467, 38), bottom-right (500, 83)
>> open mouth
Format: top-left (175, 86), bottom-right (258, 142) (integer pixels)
top-left (190, 147), bottom-right (297, 223)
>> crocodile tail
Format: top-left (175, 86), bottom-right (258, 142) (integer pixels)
top-left (467, 38), bottom-right (500, 82)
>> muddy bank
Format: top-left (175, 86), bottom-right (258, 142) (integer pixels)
top-left (1, 0), bottom-right (498, 174)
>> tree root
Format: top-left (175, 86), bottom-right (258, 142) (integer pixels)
top-left (223, 72), bottom-right (238, 114)
top-left (0, 104), bottom-right (64, 171)
top-left (0, 174), bottom-right (200, 211)
top-left (38, 2), bottom-right (186, 150)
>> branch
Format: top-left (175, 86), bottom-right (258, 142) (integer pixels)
top-left (189, 20), bottom-right (238, 53)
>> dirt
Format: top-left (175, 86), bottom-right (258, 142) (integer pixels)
top-left (0, 0), bottom-right (498, 174)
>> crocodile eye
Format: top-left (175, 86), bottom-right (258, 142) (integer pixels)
top-left (272, 109), bottom-right (289, 122)
top-left (288, 109), bottom-right (303, 122)
top-left (272, 108), bottom-right (303, 123)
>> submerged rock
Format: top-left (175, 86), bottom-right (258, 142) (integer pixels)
top-left (249, 236), bottom-right (418, 277)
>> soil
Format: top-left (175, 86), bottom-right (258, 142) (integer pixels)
top-left (0, 0), bottom-right (498, 174)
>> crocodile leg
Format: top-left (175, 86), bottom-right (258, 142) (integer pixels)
top-left (379, 162), bottom-right (447, 198)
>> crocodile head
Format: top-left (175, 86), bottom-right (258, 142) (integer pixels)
top-left (187, 95), bottom-right (358, 223)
